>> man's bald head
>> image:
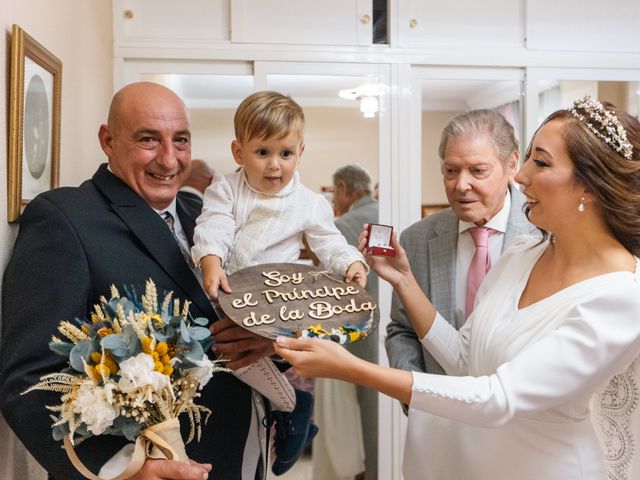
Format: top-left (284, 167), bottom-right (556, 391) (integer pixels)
top-left (107, 82), bottom-right (190, 133)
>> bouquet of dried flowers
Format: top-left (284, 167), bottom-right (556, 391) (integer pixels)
top-left (23, 279), bottom-right (224, 479)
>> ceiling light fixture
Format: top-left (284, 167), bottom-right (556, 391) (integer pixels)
top-left (339, 83), bottom-right (381, 118)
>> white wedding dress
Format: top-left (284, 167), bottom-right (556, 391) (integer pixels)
top-left (402, 236), bottom-right (640, 480)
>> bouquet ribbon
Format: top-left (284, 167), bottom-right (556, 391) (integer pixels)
top-left (63, 417), bottom-right (188, 479)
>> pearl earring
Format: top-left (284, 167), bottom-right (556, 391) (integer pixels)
top-left (578, 197), bottom-right (585, 213)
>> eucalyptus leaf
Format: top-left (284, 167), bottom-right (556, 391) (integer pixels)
top-left (120, 326), bottom-right (143, 357)
top-left (188, 326), bottom-right (211, 341)
top-left (101, 334), bottom-right (126, 350)
top-left (163, 326), bottom-right (176, 341)
top-left (185, 341), bottom-right (204, 362)
top-left (69, 341), bottom-right (93, 372)
top-left (191, 317), bottom-right (208, 326)
top-left (49, 341), bottom-right (73, 356)
top-left (126, 342), bottom-right (141, 358)
top-left (154, 331), bottom-right (170, 342)
top-left (121, 418), bottom-right (143, 441)
top-left (101, 334), bottom-right (128, 357)
top-left (180, 320), bottom-right (190, 342)
top-left (111, 415), bottom-right (128, 436)
top-left (117, 297), bottom-right (137, 314)
top-left (52, 422), bottom-right (69, 441)
top-left (75, 423), bottom-right (89, 437)
top-left (122, 324), bottom-right (137, 338)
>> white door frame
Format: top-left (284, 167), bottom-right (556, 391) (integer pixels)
top-left (254, 60), bottom-right (396, 479)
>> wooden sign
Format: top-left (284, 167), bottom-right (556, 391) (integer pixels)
top-left (217, 263), bottom-right (378, 344)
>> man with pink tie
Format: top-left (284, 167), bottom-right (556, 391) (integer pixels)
top-left (385, 109), bottom-right (536, 385)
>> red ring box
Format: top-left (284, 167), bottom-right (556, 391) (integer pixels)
top-left (367, 223), bottom-right (396, 257)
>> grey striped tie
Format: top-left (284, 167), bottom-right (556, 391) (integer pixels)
top-left (162, 211), bottom-right (194, 268)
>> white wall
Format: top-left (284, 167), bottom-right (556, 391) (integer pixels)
top-left (598, 82), bottom-right (628, 111)
top-left (559, 80), bottom-right (598, 109)
top-left (0, 1), bottom-right (113, 478)
top-left (421, 110), bottom-right (461, 205)
top-left (303, 107), bottom-right (378, 192)
top-left (190, 108), bottom-right (237, 173)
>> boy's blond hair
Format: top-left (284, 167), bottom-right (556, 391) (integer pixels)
top-left (234, 91), bottom-right (305, 143)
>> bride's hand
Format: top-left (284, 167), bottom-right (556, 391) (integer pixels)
top-left (274, 336), bottom-right (358, 381)
top-left (358, 225), bottom-right (413, 288)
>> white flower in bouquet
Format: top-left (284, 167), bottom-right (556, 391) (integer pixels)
top-left (118, 352), bottom-right (171, 394)
top-left (73, 381), bottom-right (119, 435)
top-left (185, 356), bottom-right (216, 389)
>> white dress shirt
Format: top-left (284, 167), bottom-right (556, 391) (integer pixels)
top-left (192, 170), bottom-right (364, 275)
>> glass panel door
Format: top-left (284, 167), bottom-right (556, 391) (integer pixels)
top-left (256, 61), bottom-right (391, 480)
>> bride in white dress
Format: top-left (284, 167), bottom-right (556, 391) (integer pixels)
top-left (275, 96), bottom-right (640, 480)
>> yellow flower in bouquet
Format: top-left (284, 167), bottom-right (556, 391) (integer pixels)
top-left (23, 279), bottom-right (224, 479)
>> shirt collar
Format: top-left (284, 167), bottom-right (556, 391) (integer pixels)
top-left (155, 198), bottom-right (178, 219)
top-left (458, 188), bottom-right (511, 234)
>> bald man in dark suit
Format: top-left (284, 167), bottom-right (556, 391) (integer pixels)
top-left (0, 82), bottom-right (272, 480)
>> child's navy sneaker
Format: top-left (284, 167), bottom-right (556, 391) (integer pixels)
top-left (271, 422), bottom-right (319, 476)
top-left (265, 389), bottom-right (316, 475)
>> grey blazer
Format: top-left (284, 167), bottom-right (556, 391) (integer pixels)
top-left (335, 195), bottom-right (379, 300)
top-left (385, 184), bottom-right (536, 375)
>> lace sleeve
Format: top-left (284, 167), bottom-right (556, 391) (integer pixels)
top-left (590, 257), bottom-right (640, 480)
top-left (591, 357), bottom-right (640, 480)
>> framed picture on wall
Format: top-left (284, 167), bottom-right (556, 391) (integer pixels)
top-left (421, 203), bottom-right (449, 218)
top-left (8, 24), bottom-right (62, 222)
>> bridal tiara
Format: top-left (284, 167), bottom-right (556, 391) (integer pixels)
top-left (570, 95), bottom-right (633, 159)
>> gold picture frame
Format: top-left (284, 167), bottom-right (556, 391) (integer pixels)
top-left (421, 203), bottom-right (449, 218)
top-left (8, 24), bottom-right (62, 222)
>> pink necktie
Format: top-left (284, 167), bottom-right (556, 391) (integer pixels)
top-left (465, 227), bottom-right (492, 319)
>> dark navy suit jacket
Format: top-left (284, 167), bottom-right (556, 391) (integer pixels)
top-left (0, 164), bottom-right (254, 479)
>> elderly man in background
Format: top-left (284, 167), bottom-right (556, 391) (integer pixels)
top-left (0, 82), bottom-right (272, 480)
top-left (333, 164), bottom-right (380, 262)
top-left (312, 164), bottom-right (379, 480)
top-left (386, 109), bottom-right (534, 376)
top-left (180, 158), bottom-right (214, 200)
